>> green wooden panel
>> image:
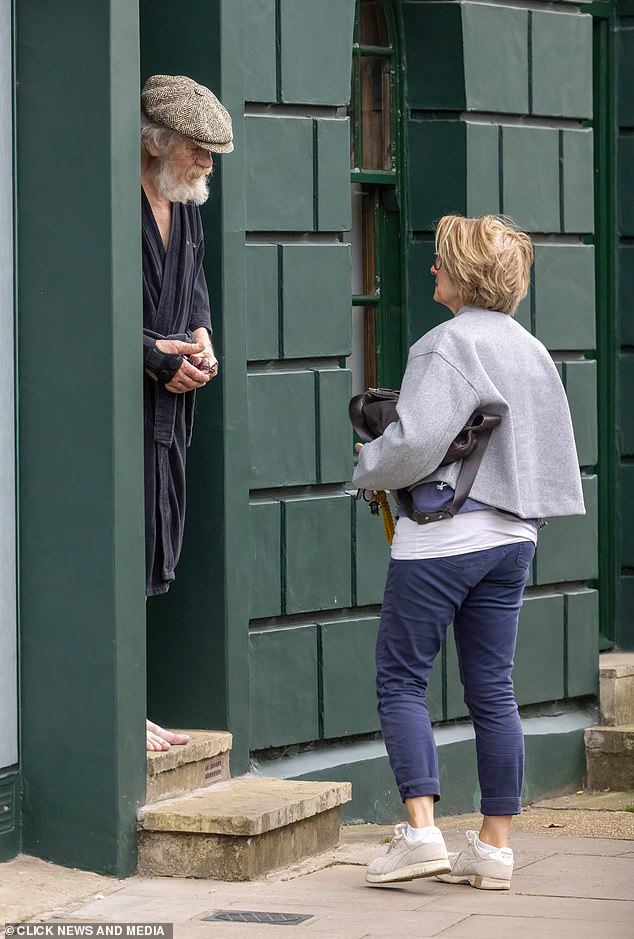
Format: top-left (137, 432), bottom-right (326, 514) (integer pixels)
top-left (285, 494), bottom-right (352, 613)
top-left (248, 371), bottom-right (316, 488)
top-left (535, 475), bottom-right (598, 584)
top-left (317, 119), bottom-right (352, 232)
top-left (618, 576), bottom-right (634, 650)
top-left (618, 135), bottom-right (634, 236)
top-left (408, 121), bottom-right (466, 232)
top-left (466, 122), bottom-right (499, 217)
top-left (533, 245), bottom-right (595, 350)
top-left (515, 286), bottom-right (532, 334)
top-left (618, 27), bottom-right (634, 127)
top-left (565, 360), bottom-right (598, 467)
top-left (246, 244), bottom-right (279, 360)
top-left (531, 11), bottom-right (592, 119)
top-left (446, 628), bottom-right (468, 721)
top-left (245, 116), bottom-right (314, 231)
top-left (250, 626), bottom-right (319, 748)
top-left (618, 245), bottom-right (634, 345)
top-left (562, 130), bottom-right (594, 233)
top-left (320, 617), bottom-right (380, 738)
top-left (566, 589), bottom-right (599, 698)
top-left (618, 352), bottom-right (634, 455)
top-left (280, 0), bottom-right (355, 105)
top-left (282, 245), bottom-right (352, 357)
top-left (402, 3), bottom-right (465, 110)
top-left (462, 3), bottom-right (528, 114)
top-left (316, 368), bottom-right (353, 484)
top-left (503, 127), bottom-right (559, 233)
top-left (249, 500), bottom-right (282, 620)
top-left (354, 497), bottom-right (391, 606)
top-left (244, 0), bottom-right (277, 103)
top-left (406, 240), bottom-right (450, 348)
top-left (621, 464), bottom-right (634, 567)
top-left (515, 595), bottom-right (564, 705)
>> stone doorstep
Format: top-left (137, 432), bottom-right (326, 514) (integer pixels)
top-left (139, 777), bottom-right (353, 836)
top-left (600, 654), bottom-right (634, 726)
top-left (138, 777), bottom-right (352, 881)
top-left (146, 730), bottom-right (233, 803)
top-left (585, 725), bottom-right (634, 792)
top-left (138, 805), bottom-right (342, 881)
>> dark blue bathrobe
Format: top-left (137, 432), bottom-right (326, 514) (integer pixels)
top-left (142, 190), bottom-right (212, 596)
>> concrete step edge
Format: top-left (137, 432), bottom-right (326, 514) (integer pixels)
top-left (147, 730), bottom-right (233, 777)
top-left (138, 776), bottom-right (352, 837)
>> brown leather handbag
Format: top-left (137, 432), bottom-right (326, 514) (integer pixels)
top-left (349, 388), bottom-right (501, 523)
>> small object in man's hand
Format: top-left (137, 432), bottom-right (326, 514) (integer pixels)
top-left (188, 354), bottom-right (212, 373)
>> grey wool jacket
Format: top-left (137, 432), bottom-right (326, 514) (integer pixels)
top-left (353, 307), bottom-right (585, 520)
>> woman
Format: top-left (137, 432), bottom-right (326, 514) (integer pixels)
top-left (353, 214), bottom-right (584, 891)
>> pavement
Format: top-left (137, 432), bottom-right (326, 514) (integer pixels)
top-left (2, 797), bottom-right (634, 939)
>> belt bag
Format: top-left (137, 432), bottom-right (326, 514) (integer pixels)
top-left (349, 387), bottom-right (501, 524)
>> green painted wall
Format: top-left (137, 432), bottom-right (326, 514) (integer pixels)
top-left (400, 0), bottom-right (600, 714)
top-left (137, 0), bottom-right (603, 826)
top-left (16, 0), bottom-right (146, 875)
top-left (244, 1), bottom-right (359, 749)
top-left (250, 1), bottom-right (599, 773)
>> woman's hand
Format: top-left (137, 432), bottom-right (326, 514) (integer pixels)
top-left (354, 443), bottom-right (364, 453)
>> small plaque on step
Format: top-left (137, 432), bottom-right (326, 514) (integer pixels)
top-left (204, 756), bottom-right (224, 783)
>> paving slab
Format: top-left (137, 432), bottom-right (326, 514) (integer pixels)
top-left (512, 852), bottom-right (634, 901)
top-left (422, 890), bottom-right (634, 923)
top-left (436, 914), bottom-right (632, 938)
top-left (207, 903), bottom-right (468, 937)
top-left (162, 923), bottom-right (370, 939)
top-left (0, 855), bottom-right (122, 925)
top-left (4, 815), bottom-right (634, 939)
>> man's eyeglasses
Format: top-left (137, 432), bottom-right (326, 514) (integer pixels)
top-left (433, 253), bottom-right (442, 270)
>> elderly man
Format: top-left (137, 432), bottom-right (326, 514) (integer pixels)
top-left (140, 75), bottom-right (233, 751)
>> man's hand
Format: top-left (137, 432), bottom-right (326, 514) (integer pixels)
top-left (165, 357), bottom-right (211, 393)
top-left (152, 338), bottom-right (210, 393)
top-left (191, 327), bottom-right (219, 379)
top-left (155, 338), bottom-right (206, 357)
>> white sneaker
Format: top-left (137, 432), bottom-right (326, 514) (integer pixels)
top-left (435, 830), bottom-right (513, 890)
top-left (366, 823), bottom-right (451, 885)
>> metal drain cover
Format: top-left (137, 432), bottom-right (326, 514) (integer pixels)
top-left (204, 910), bottom-right (314, 926)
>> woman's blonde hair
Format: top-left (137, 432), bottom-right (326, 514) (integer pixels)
top-left (434, 214), bottom-right (533, 316)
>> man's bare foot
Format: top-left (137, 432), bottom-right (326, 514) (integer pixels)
top-left (146, 720), bottom-right (190, 752)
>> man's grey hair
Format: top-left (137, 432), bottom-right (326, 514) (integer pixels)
top-left (141, 112), bottom-right (180, 156)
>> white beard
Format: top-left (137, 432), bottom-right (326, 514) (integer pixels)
top-left (154, 160), bottom-right (211, 205)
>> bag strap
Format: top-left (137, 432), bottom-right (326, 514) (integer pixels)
top-left (397, 420), bottom-right (498, 525)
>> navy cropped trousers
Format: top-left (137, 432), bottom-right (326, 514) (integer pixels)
top-left (376, 541), bottom-right (535, 817)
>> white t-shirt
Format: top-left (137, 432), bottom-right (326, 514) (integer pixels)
top-left (390, 508), bottom-right (537, 561)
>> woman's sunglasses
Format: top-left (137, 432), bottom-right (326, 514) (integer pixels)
top-left (433, 253), bottom-right (442, 270)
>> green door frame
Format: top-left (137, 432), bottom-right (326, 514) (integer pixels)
top-left (350, 0), bottom-right (406, 391)
top-left (16, 0), bottom-right (146, 876)
top-left (584, 1), bottom-right (618, 647)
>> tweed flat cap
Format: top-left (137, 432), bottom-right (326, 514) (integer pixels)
top-left (142, 74), bottom-right (234, 154)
